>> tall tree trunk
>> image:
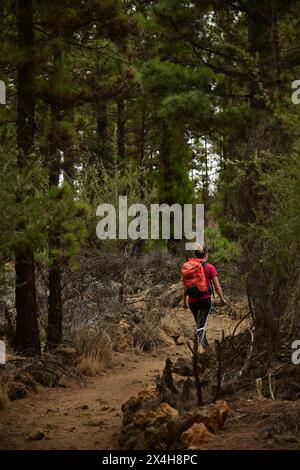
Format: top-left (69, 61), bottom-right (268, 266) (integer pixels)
top-left (117, 39), bottom-right (128, 161)
top-left (46, 51), bottom-right (63, 350)
top-left (139, 104), bottom-right (146, 199)
top-left (97, 101), bottom-right (109, 164)
top-left (159, 121), bottom-right (192, 254)
top-left (132, 106), bottom-right (147, 255)
top-left (95, 49), bottom-right (109, 167)
top-left (117, 97), bottom-right (126, 160)
top-left (202, 138), bottom-right (209, 225)
top-left (271, 0), bottom-right (281, 97)
top-left (245, 4), bottom-right (280, 362)
top-left (62, 106), bottom-right (75, 182)
top-left (13, 0), bottom-right (40, 356)
top-left (47, 252), bottom-right (62, 350)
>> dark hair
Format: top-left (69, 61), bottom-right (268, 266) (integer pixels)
top-left (194, 245), bottom-right (208, 259)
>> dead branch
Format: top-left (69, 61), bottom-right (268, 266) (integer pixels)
top-left (238, 327), bottom-right (254, 377)
top-left (213, 330), bottom-right (225, 402)
top-left (192, 335), bottom-right (203, 406)
top-left (232, 311), bottom-right (252, 336)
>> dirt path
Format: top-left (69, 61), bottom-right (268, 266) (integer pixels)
top-left (0, 352), bottom-right (170, 450)
top-left (0, 309), bottom-right (241, 450)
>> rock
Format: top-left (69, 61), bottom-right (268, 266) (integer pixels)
top-left (144, 423), bottom-right (169, 449)
top-left (133, 402), bottom-right (178, 430)
top-left (173, 357), bottom-right (193, 377)
top-left (154, 402), bottom-right (179, 420)
top-left (257, 426), bottom-right (276, 440)
top-left (28, 431), bottom-right (45, 441)
top-left (186, 400), bottom-right (229, 434)
top-left (8, 382), bottom-right (27, 400)
top-left (46, 408), bottom-right (56, 414)
top-left (86, 419), bottom-right (105, 427)
top-left (121, 397), bottom-right (143, 413)
top-left (28, 365), bottom-right (61, 387)
top-left (120, 435), bottom-right (140, 450)
top-left (14, 371), bottom-right (37, 392)
top-left (121, 386), bottom-right (159, 426)
top-left (131, 410), bottom-right (153, 430)
top-left (56, 346), bottom-right (77, 363)
top-left (180, 423), bottom-right (214, 449)
top-left (166, 416), bottom-right (185, 441)
top-left (7, 371), bottom-right (38, 400)
top-left (77, 404), bottom-right (89, 411)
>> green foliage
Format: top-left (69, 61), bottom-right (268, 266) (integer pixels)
top-left (205, 227), bottom-right (241, 267)
top-left (79, 161), bottom-right (157, 252)
top-left (47, 183), bottom-right (89, 268)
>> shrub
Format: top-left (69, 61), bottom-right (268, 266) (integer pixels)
top-left (132, 310), bottom-right (163, 352)
top-left (73, 327), bottom-right (112, 376)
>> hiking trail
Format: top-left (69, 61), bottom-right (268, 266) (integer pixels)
top-left (0, 308), bottom-right (238, 450)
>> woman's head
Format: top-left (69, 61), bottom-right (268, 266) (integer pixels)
top-left (194, 244), bottom-right (208, 260)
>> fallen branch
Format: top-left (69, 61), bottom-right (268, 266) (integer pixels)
top-left (232, 311), bottom-right (252, 337)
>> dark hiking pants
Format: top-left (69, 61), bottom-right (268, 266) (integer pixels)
top-left (189, 298), bottom-right (212, 347)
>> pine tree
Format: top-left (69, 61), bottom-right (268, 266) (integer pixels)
top-left (13, 0), bottom-right (40, 355)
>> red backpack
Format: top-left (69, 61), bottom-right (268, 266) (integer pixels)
top-left (181, 258), bottom-right (209, 298)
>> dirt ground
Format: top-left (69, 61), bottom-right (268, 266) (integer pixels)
top-left (0, 307), bottom-right (299, 450)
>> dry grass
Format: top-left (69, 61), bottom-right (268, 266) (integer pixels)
top-left (73, 326), bottom-right (112, 377)
top-left (160, 316), bottom-right (180, 337)
top-left (76, 356), bottom-right (105, 376)
top-left (132, 310), bottom-right (163, 352)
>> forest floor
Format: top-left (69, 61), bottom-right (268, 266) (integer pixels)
top-left (0, 306), bottom-right (300, 450)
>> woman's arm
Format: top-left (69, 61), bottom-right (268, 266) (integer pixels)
top-left (212, 276), bottom-right (227, 305)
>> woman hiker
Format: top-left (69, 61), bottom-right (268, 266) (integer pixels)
top-left (183, 245), bottom-right (227, 348)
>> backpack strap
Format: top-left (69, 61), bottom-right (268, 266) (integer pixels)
top-left (201, 261), bottom-right (215, 297)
